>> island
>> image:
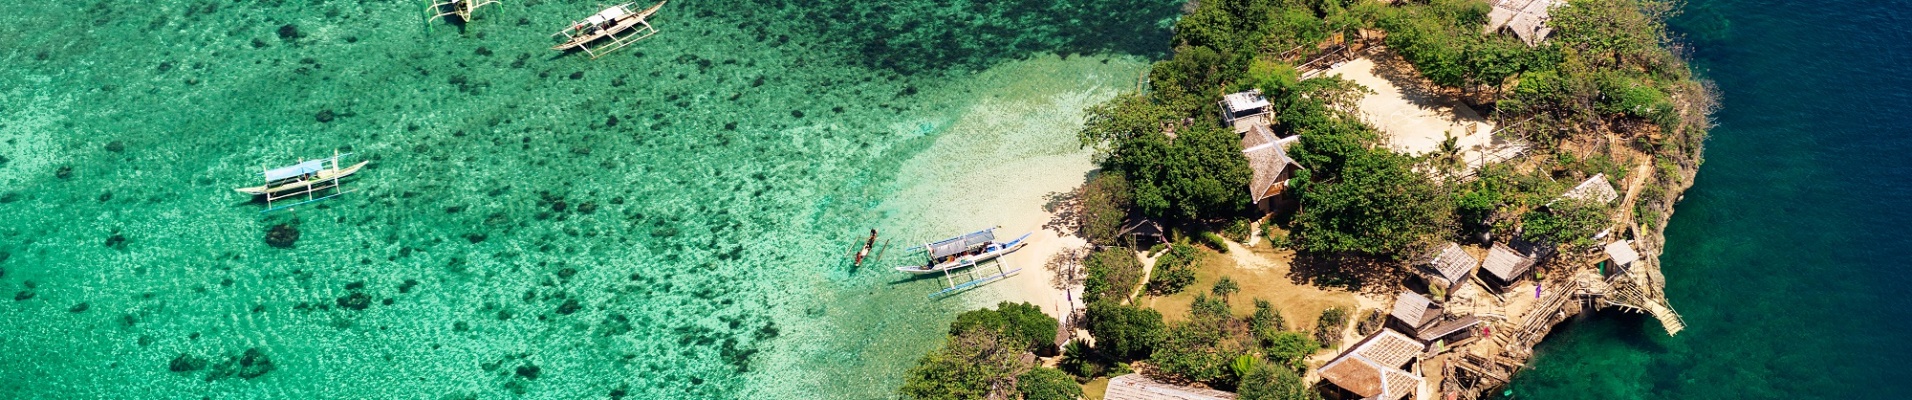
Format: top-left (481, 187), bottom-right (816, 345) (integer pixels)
top-left (896, 0), bottom-right (1712, 399)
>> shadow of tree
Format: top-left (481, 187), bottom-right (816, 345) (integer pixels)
top-left (1286, 251), bottom-right (1411, 296)
top-left (1365, 49), bottom-right (1462, 118)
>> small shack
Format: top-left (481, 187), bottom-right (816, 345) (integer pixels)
top-left (1479, 243), bottom-right (1537, 290)
top-left (1241, 124), bottom-right (1301, 212)
top-left (1603, 240), bottom-right (1641, 276)
top-left (1319, 329), bottom-right (1425, 400)
top-left (1422, 243), bottom-right (1479, 292)
top-left (1415, 316), bottom-right (1481, 344)
top-left (1117, 216), bottom-right (1167, 246)
top-left (1219, 89), bottom-right (1273, 133)
top-left (1485, 0), bottom-right (1562, 46)
top-left (1104, 373), bottom-right (1238, 400)
top-left (1388, 291), bottom-right (1442, 335)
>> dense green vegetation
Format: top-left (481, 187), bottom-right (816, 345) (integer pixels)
top-left (1077, 0), bottom-right (1711, 278)
top-left (899, 305), bottom-right (1069, 400)
top-left (949, 302), bottom-right (1061, 354)
top-left (898, 328), bottom-right (1028, 400)
top-left (1083, 248), bottom-right (1145, 304)
top-left (1084, 301), bottom-right (1166, 361)
top-left (1147, 243), bottom-right (1201, 295)
top-left (1078, 172), bottom-right (1136, 247)
top-left (906, 0), bottom-right (1713, 396)
top-left (1015, 367), bottom-right (1084, 400)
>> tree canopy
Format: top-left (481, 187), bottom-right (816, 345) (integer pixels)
top-left (1085, 301), bottom-right (1166, 361)
top-left (949, 302), bottom-right (1060, 354)
top-left (898, 328), bottom-right (1027, 400)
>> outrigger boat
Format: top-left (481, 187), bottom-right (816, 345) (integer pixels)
top-left (425, 0), bottom-right (498, 23)
top-left (551, 1), bottom-right (665, 59)
top-left (895, 227), bottom-right (1032, 275)
top-left (235, 150), bottom-right (367, 213)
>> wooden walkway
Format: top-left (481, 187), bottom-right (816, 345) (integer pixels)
top-left (1579, 272), bottom-right (1686, 336)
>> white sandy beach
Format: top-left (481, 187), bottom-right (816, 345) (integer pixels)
top-left (874, 54), bottom-right (1144, 325)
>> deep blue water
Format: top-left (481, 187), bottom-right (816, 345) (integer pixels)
top-left (1508, 0), bottom-right (1912, 398)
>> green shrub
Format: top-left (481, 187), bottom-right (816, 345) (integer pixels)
top-left (1249, 299), bottom-right (1286, 333)
top-left (1313, 307), bottom-right (1349, 349)
top-left (1016, 367), bottom-right (1083, 400)
top-left (1084, 248), bottom-right (1145, 303)
top-left (1260, 331), bottom-right (1320, 371)
top-left (1354, 309), bottom-right (1385, 336)
top-left (1194, 231), bottom-right (1231, 253)
top-left (949, 302), bottom-right (1059, 353)
top-left (1085, 301), bottom-right (1166, 361)
top-left (1521, 198), bottom-right (1612, 248)
top-left (1211, 276), bottom-right (1241, 302)
top-left (1221, 220), bottom-right (1252, 243)
top-left (1152, 294), bottom-right (1254, 386)
top-left (1238, 362), bottom-right (1316, 400)
top-left (1059, 339), bottom-right (1105, 378)
top-left (1148, 244), bottom-right (1201, 295)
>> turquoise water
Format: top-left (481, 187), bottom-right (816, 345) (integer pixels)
top-left (1505, 0), bottom-right (1912, 398)
top-left (0, 0), bottom-right (1173, 397)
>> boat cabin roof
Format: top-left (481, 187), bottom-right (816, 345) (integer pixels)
top-left (586, 5), bottom-right (630, 25)
top-left (927, 229), bottom-right (995, 259)
top-left (263, 160), bottom-right (326, 181)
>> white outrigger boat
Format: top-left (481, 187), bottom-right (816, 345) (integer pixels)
top-left (895, 227), bottom-right (1032, 275)
top-left (236, 150), bottom-right (367, 213)
top-left (552, 1), bottom-right (665, 59)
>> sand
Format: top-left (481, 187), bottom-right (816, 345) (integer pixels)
top-left (1321, 54), bottom-right (1522, 172)
top-left (872, 54), bottom-right (1145, 326)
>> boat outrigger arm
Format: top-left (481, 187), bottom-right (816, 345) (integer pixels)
top-left (551, 0), bottom-right (665, 59)
top-left (235, 150), bottom-right (367, 213)
top-left (426, 0), bottom-right (498, 23)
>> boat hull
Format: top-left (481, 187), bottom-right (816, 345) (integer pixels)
top-left (894, 233), bottom-right (1031, 275)
top-left (235, 161), bottom-right (368, 196)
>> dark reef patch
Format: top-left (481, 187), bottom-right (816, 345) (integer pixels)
top-left (336, 292), bottom-right (371, 310)
top-left (204, 348), bottom-right (276, 381)
top-left (265, 223), bottom-right (299, 248)
top-left (168, 354), bottom-right (207, 373)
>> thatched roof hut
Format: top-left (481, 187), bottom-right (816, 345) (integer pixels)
top-left (1319, 329), bottom-right (1425, 400)
top-left (1104, 374), bottom-right (1238, 400)
top-left (1485, 0), bottom-right (1562, 46)
top-left (1423, 243), bottom-right (1479, 288)
top-left (1389, 291), bottom-right (1442, 332)
top-left (1480, 243), bottom-right (1537, 288)
top-left (1117, 216), bottom-right (1166, 245)
top-left (1241, 125), bottom-right (1301, 208)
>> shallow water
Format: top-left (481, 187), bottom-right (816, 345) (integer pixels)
top-left (0, 0), bottom-right (1174, 397)
top-left (1504, 0), bottom-right (1912, 398)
